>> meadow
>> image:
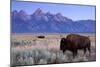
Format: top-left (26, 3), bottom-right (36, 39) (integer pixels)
top-left (10, 33), bottom-right (96, 66)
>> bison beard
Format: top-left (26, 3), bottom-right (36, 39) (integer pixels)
top-left (60, 34), bottom-right (91, 58)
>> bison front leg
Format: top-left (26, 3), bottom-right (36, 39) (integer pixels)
top-left (62, 49), bottom-right (66, 53)
top-left (73, 50), bottom-right (77, 58)
top-left (84, 48), bottom-right (86, 54)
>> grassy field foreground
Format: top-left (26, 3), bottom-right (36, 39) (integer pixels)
top-left (10, 34), bottom-right (96, 66)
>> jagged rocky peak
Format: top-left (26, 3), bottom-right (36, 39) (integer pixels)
top-left (11, 9), bottom-right (95, 33)
top-left (56, 13), bottom-right (63, 17)
top-left (12, 10), bottom-right (18, 15)
top-left (53, 12), bottom-right (66, 22)
top-left (46, 12), bottom-right (54, 19)
top-left (18, 10), bottom-right (30, 21)
top-left (18, 10), bottom-right (27, 16)
top-left (56, 13), bottom-right (64, 19)
top-left (34, 8), bottom-right (43, 15)
top-left (12, 10), bottom-right (19, 21)
top-left (12, 10), bottom-right (18, 18)
top-left (46, 12), bottom-right (52, 15)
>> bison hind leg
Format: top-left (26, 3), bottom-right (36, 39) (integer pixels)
top-left (87, 42), bottom-right (91, 56)
top-left (87, 46), bottom-right (91, 56)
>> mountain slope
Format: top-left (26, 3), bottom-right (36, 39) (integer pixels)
top-left (11, 9), bottom-right (96, 33)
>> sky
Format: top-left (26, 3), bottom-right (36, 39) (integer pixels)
top-left (12, 1), bottom-right (95, 21)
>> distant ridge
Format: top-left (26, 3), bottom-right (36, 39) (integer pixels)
top-left (11, 8), bottom-right (96, 33)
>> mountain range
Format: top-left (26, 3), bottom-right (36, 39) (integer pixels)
top-left (11, 8), bottom-right (96, 33)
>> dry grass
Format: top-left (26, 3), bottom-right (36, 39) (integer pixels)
top-left (10, 34), bottom-right (96, 67)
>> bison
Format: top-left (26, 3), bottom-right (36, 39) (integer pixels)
top-left (37, 36), bottom-right (45, 38)
top-left (60, 34), bottom-right (91, 58)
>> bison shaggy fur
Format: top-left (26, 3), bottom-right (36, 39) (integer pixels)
top-left (60, 34), bottom-right (91, 58)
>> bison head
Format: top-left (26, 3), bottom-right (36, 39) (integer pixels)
top-left (60, 38), bottom-right (67, 52)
